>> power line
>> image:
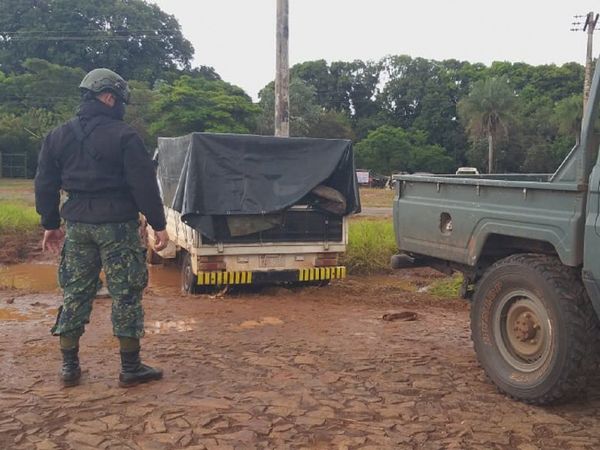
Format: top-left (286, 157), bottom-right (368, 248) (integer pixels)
top-left (0, 29), bottom-right (180, 41)
top-left (3, 36), bottom-right (171, 41)
top-left (0, 29), bottom-right (177, 34)
top-left (571, 11), bottom-right (599, 110)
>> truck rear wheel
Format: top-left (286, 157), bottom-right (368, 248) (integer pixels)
top-left (146, 247), bottom-right (163, 265)
top-left (470, 254), bottom-right (598, 404)
top-left (181, 251), bottom-right (199, 294)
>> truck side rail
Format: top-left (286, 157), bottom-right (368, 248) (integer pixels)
top-left (395, 174), bottom-right (584, 192)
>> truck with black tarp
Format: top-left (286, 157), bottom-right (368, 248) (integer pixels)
top-left (150, 132), bottom-right (360, 293)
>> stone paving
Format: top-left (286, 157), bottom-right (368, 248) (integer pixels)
top-left (1, 272), bottom-right (600, 449)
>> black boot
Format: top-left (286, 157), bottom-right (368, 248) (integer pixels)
top-left (119, 350), bottom-right (163, 387)
top-left (61, 347), bottom-right (81, 387)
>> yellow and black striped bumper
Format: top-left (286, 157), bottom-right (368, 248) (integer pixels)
top-left (196, 266), bottom-right (346, 286)
top-left (197, 271), bottom-right (253, 286)
top-left (298, 266), bottom-right (346, 282)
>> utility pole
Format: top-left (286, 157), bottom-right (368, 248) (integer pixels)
top-left (572, 12), bottom-right (599, 112)
top-left (275, 0), bottom-right (290, 137)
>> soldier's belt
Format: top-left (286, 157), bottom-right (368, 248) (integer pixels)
top-left (197, 266), bottom-right (347, 286)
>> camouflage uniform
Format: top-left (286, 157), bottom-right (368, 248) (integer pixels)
top-left (51, 220), bottom-right (147, 339)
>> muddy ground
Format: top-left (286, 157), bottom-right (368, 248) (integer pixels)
top-left (2, 266), bottom-right (600, 450)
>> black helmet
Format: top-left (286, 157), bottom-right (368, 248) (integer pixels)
top-left (79, 68), bottom-right (131, 104)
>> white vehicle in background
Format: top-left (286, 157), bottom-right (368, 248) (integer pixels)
top-left (455, 167), bottom-right (480, 175)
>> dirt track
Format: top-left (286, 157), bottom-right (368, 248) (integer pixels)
top-left (2, 269), bottom-right (600, 450)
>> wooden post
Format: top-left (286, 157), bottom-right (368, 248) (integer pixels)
top-left (275, 0), bottom-right (290, 137)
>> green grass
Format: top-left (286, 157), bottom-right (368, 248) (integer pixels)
top-left (0, 201), bottom-right (39, 233)
top-left (359, 187), bottom-right (394, 208)
top-left (0, 178), bottom-right (35, 205)
top-left (343, 219), bottom-right (397, 274)
top-left (428, 274), bottom-right (464, 298)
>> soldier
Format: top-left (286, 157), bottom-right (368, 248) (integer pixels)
top-left (34, 68), bottom-right (169, 388)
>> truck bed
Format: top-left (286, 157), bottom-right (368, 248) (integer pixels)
top-left (203, 209), bottom-right (343, 245)
top-left (393, 174), bottom-right (587, 267)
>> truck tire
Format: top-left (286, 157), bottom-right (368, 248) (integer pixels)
top-left (470, 253), bottom-right (598, 404)
top-left (181, 251), bottom-right (199, 294)
top-left (146, 246), bottom-right (163, 265)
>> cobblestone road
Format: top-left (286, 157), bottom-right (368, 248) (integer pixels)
top-left (1, 271), bottom-right (600, 449)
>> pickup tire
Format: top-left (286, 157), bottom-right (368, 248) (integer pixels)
top-left (470, 253), bottom-right (598, 405)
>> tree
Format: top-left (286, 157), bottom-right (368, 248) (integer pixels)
top-left (0, 59), bottom-right (85, 117)
top-left (458, 76), bottom-right (517, 173)
top-left (409, 144), bottom-right (454, 174)
top-left (291, 59), bottom-right (382, 122)
top-left (0, 108), bottom-right (63, 177)
top-left (355, 125), bottom-right (453, 174)
top-left (553, 95), bottom-right (583, 144)
top-left (257, 78), bottom-right (321, 136)
top-left (307, 111), bottom-right (355, 140)
top-left (292, 60), bottom-right (334, 108)
top-left (149, 76), bottom-right (259, 137)
top-left (0, 0), bottom-right (194, 82)
top-left (125, 80), bottom-right (161, 147)
top-left (378, 56), bottom-right (475, 164)
top-left (379, 56), bottom-right (437, 129)
top-left (489, 61), bottom-right (583, 103)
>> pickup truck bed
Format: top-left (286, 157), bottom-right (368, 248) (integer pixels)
top-left (394, 174), bottom-right (586, 268)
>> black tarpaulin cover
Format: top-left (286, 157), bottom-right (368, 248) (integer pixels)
top-left (156, 133), bottom-right (361, 239)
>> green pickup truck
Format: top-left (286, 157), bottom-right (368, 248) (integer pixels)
top-left (392, 58), bottom-right (600, 404)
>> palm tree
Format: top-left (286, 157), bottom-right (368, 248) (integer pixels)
top-left (553, 95), bottom-right (583, 145)
top-left (458, 76), bottom-right (517, 173)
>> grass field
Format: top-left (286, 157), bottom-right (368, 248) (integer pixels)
top-left (359, 187), bottom-right (394, 208)
top-left (0, 201), bottom-right (39, 233)
top-left (0, 179), bottom-right (38, 234)
top-left (343, 218), bottom-right (396, 274)
top-left (0, 178), bottom-right (35, 205)
top-left (428, 274), bottom-right (463, 298)
top-left (2, 182), bottom-right (396, 208)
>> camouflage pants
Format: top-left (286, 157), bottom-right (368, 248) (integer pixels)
top-left (51, 220), bottom-right (148, 339)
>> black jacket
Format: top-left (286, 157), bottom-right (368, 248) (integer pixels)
top-left (35, 100), bottom-right (166, 231)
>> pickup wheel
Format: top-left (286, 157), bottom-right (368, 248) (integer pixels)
top-left (181, 251), bottom-right (199, 294)
top-left (470, 254), bottom-right (598, 405)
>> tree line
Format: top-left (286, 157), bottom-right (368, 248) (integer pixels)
top-left (0, 0), bottom-right (587, 177)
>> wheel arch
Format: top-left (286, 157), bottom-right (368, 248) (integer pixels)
top-left (469, 220), bottom-right (580, 269)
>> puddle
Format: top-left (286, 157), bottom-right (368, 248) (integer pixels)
top-left (148, 265), bottom-right (181, 292)
top-left (0, 264), bottom-right (58, 292)
top-left (145, 318), bottom-right (197, 334)
top-left (0, 263), bottom-right (182, 294)
top-left (0, 308), bottom-right (29, 321)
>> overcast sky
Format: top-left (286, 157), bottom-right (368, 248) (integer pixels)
top-left (151, 0), bottom-right (599, 100)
